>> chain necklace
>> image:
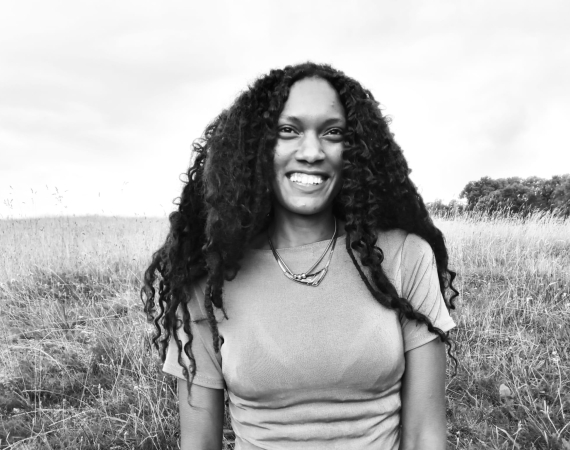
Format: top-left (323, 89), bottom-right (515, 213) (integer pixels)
top-left (267, 218), bottom-right (337, 287)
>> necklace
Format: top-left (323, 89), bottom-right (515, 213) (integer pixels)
top-left (267, 218), bottom-right (338, 287)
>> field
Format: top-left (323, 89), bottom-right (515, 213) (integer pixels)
top-left (0, 213), bottom-right (569, 449)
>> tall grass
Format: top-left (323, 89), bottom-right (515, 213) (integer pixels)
top-left (0, 216), bottom-right (167, 282)
top-left (0, 216), bottom-right (179, 449)
top-left (435, 211), bottom-right (570, 449)
top-left (0, 213), bottom-right (568, 449)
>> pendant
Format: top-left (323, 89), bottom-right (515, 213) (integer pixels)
top-left (267, 219), bottom-right (337, 288)
top-left (284, 267), bottom-right (328, 287)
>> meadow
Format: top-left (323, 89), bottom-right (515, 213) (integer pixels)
top-left (0, 213), bottom-right (568, 449)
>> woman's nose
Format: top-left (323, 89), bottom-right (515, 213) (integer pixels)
top-left (296, 132), bottom-right (325, 163)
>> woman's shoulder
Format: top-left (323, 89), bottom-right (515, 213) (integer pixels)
top-left (176, 277), bottom-right (210, 319)
top-left (375, 229), bottom-right (433, 262)
top-left (375, 228), bottom-right (407, 245)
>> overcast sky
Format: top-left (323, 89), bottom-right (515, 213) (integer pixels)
top-left (1, 0), bottom-right (569, 218)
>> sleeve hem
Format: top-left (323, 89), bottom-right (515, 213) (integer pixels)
top-left (403, 319), bottom-right (456, 353)
top-left (162, 363), bottom-right (225, 389)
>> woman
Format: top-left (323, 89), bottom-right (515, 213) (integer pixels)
top-left (142, 62), bottom-right (458, 449)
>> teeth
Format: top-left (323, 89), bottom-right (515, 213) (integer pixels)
top-left (289, 173), bottom-right (325, 185)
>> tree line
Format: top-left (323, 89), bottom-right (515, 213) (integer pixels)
top-left (427, 174), bottom-right (570, 216)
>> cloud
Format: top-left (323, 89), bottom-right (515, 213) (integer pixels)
top-left (1, 0), bottom-right (569, 215)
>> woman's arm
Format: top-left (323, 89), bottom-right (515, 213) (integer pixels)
top-left (178, 378), bottom-right (225, 450)
top-left (399, 338), bottom-right (448, 450)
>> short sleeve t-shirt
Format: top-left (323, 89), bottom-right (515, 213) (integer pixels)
top-left (162, 230), bottom-right (455, 449)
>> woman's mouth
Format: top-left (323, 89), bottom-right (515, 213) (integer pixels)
top-left (288, 173), bottom-right (327, 186)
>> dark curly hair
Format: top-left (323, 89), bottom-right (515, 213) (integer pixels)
top-left (141, 62), bottom-right (459, 406)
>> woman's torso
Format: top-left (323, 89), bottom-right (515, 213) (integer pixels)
top-left (208, 230), bottom-right (409, 449)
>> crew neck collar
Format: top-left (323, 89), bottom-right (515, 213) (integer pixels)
top-left (248, 233), bottom-right (346, 253)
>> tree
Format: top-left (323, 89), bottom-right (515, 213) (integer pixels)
top-left (551, 175), bottom-right (570, 215)
top-left (459, 175), bottom-right (570, 216)
top-left (459, 177), bottom-right (509, 210)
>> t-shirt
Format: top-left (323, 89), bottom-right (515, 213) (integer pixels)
top-left (162, 229), bottom-right (456, 449)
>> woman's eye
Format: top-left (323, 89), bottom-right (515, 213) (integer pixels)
top-left (278, 126), bottom-right (298, 137)
top-left (280, 127), bottom-right (294, 133)
top-left (325, 128), bottom-right (344, 137)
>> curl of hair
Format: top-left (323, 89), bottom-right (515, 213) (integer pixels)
top-left (141, 62), bottom-right (459, 406)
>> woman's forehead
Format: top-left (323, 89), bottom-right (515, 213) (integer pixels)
top-left (280, 78), bottom-right (345, 121)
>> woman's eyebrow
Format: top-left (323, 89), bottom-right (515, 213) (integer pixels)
top-left (321, 117), bottom-right (346, 127)
top-left (278, 115), bottom-right (301, 124)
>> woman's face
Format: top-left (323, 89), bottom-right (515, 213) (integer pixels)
top-left (271, 77), bottom-right (346, 218)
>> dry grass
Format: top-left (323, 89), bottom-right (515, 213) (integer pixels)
top-left (0, 213), bottom-right (568, 449)
top-left (437, 212), bottom-right (570, 449)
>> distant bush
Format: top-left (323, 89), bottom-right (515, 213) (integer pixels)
top-left (426, 199), bottom-right (466, 218)
top-left (427, 174), bottom-right (570, 218)
top-left (459, 174), bottom-right (570, 216)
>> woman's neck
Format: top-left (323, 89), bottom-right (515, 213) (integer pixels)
top-left (269, 208), bottom-right (339, 249)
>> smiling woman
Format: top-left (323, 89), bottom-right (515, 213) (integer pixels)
top-left (271, 78), bottom-right (345, 219)
top-left (142, 62), bottom-right (458, 450)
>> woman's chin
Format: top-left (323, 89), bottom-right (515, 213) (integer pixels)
top-left (276, 201), bottom-right (334, 218)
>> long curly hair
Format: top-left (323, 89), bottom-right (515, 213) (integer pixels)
top-left (141, 62), bottom-right (459, 405)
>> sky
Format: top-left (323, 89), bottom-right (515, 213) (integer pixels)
top-left (1, 0), bottom-right (569, 218)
